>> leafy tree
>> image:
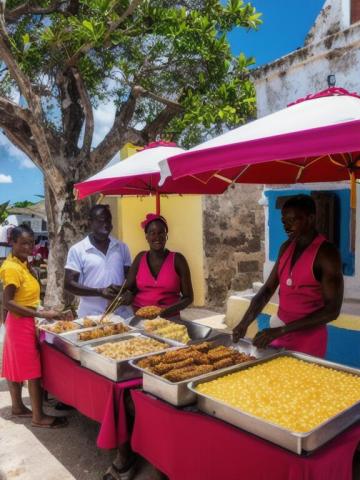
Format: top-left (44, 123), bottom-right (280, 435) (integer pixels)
top-left (0, 0), bottom-right (261, 305)
top-left (0, 201), bottom-right (9, 223)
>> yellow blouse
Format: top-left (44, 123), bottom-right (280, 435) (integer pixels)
top-left (0, 254), bottom-right (40, 308)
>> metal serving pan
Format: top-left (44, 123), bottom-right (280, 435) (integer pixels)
top-left (129, 317), bottom-right (214, 345)
top-left (130, 334), bottom-right (275, 406)
top-left (48, 324), bottom-right (138, 361)
top-left (80, 332), bottom-right (178, 381)
top-left (75, 314), bottom-right (126, 327)
top-left (188, 351), bottom-right (360, 454)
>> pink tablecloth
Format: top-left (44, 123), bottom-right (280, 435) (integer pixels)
top-left (40, 343), bottom-right (142, 448)
top-left (131, 390), bottom-right (360, 480)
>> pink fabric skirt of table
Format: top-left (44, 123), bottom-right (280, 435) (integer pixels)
top-left (2, 313), bottom-right (41, 382)
top-left (131, 390), bottom-right (360, 480)
top-left (40, 342), bottom-right (142, 448)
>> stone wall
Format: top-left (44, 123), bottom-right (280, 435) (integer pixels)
top-left (202, 185), bottom-right (264, 306)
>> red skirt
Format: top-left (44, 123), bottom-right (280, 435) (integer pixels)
top-left (2, 312), bottom-right (41, 382)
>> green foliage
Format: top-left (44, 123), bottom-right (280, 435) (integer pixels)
top-left (0, 202), bottom-right (9, 224)
top-left (4, 0), bottom-right (262, 147)
top-left (12, 200), bottom-right (35, 208)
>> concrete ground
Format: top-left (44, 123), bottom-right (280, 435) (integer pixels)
top-left (0, 308), bottom-right (224, 480)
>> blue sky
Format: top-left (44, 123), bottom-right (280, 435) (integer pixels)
top-left (0, 0), bottom-right (325, 205)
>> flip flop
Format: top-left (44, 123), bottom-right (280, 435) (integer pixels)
top-left (31, 416), bottom-right (68, 429)
top-left (11, 411), bottom-right (33, 418)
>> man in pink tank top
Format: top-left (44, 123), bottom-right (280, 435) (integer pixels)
top-left (233, 194), bottom-right (343, 357)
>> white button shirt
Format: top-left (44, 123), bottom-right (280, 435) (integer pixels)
top-left (65, 236), bottom-right (132, 319)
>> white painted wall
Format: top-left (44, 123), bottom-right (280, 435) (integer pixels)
top-left (252, 0), bottom-right (360, 301)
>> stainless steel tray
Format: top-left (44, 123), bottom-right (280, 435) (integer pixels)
top-left (131, 334), bottom-right (275, 406)
top-left (80, 332), bottom-right (177, 381)
top-left (75, 314), bottom-right (126, 327)
top-left (48, 325), bottom-right (137, 361)
top-left (188, 351), bottom-right (360, 454)
top-left (129, 317), bottom-right (214, 345)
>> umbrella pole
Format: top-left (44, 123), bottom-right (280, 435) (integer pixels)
top-left (156, 191), bottom-right (160, 215)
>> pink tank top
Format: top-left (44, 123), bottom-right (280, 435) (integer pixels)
top-left (133, 251), bottom-right (181, 309)
top-left (271, 234), bottom-right (328, 357)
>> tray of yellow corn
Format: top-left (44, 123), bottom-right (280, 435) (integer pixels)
top-left (130, 334), bottom-right (274, 406)
top-left (188, 352), bottom-right (360, 454)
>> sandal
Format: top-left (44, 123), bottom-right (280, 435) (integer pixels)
top-left (102, 456), bottom-right (137, 480)
top-left (11, 410), bottom-right (33, 418)
top-left (31, 416), bottom-right (68, 429)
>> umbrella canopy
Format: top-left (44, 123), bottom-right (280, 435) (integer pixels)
top-left (160, 88), bottom-right (360, 208)
top-left (74, 142), bottom-right (233, 208)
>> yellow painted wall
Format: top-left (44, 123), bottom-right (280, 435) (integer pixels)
top-left (107, 144), bottom-right (205, 306)
top-left (116, 195), bottom-right (205, 306)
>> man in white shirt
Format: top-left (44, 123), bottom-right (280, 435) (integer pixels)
top-left (64, 204), bottom-right (132, 320)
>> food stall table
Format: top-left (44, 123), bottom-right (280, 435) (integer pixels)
top-left (40, 342), bottom-right (142, 448)
top-left (131, 390), bottom-right (360, 480)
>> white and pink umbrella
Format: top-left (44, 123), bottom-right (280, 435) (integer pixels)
top-left (160, 88), bottom-right (360, 209)
top-left (74, 141), bottom-right (234, 214)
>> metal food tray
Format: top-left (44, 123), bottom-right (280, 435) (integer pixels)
top-left (130, 334), bottom-right (275, 406)
top-left (188, 351), bottom-right (360, 454)
top-left (75, 314), bottom-right (126, 327)
top-left (80, 332), bottom-right (178, 381)
top-left (47, 324), bottom-right (137, 361)
top-left (129, 317), bottom-right (214, 345)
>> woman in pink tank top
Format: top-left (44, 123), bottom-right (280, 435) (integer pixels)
top-left (121, 214), bottom-right (194, 318)
top-left (233, 195), bottom-right (343, 358)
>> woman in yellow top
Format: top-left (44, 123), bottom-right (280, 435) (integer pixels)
top-left (0, 224), bottom-right (67, 428)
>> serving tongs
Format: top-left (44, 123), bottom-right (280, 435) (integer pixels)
top-left (97, 281), bottom-right (127, 326)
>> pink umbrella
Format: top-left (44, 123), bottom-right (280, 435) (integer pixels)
top-left (74, 141), bottom-right (232, 214)
top-left (160, 88), bottom-right (360, 210)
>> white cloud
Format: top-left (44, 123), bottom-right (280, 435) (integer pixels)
top-left (0, 174), bottom-right (12, 183)
top-left (0, 131), bottom-right (36, 169)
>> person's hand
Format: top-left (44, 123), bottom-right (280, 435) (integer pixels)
top-left (232, 321), bottom-right (249, 343)
top-left (98, 285), bottom-right (118, 300)
top-left (58, 309), bottom-right (75, 321)
top-left (41, 309), bottom-right (61, 321)
top-left (253, 327), bottom-right (283, 349)
top-left (118, 290), bottom-right (134, 306)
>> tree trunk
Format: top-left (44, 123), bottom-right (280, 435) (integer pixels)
top-left (44, 175), bottom-right (94, 308)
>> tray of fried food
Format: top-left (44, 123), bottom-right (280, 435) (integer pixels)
top-left (136, 341), bottom-right (255, 382)
top-left (135, 305), bottom-right (163, 319)
top-left (80, 333), bottom-right (175, 381)
top-left (130, 334), bottom-right (274, 406)
top-left (142, 317), bottom-right (190, 344)
top-left (76, 314), bottom-right (126, 328)
top-left (129, 317), bottom-right (213, 345)
top-left (77, 322), bottom-right (132, 342)
top-left (40, 320), bottom-right (81, 334)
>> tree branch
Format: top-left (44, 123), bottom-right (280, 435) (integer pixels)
top-left (89, 90), bottom-right (143, 172)
top-left (5, 1), bottom-right (66, 22)
top-left (56, 68), bottom-right (84, 158)
top-left (142, 105), bottom-right (181, 141)
top-left (134, 86), bottom-right (184, 111)
top-left (71, 67), bottom-right (93, 157)
top-left (66, 0), bottom-right (141, 68)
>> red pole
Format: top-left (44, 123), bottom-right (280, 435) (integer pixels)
top-left (156, 191), bottom-right (160, 215)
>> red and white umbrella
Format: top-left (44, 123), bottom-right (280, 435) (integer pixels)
top-left (160, 88), bottom-right (360, 209)
top-left (74, 141), bottom-right (236, 214)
